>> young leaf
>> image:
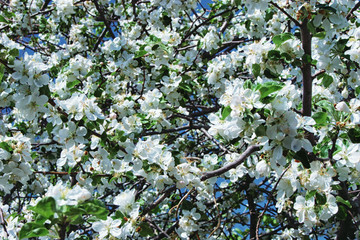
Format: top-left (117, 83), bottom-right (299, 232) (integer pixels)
top-left (267, 50), bottom-right (281, 61)
top-left (348, 128), bottom-right (360, 143)
top-left (316, 192), bottom-right (327, 205)
top-left (255, 125), bottom-right (266, 136)
top-left (322, 74), bottom-right (333, 88)
top-left (29, 197), bottom-right (56, 219)
top-left (252, 63), bottom-right (261, 78)
top-left (258, 81), bottom-right (284, 99)
top-left (0, 15), bottom-right (9, 23)
top-left (221, 106), bottom-right (232, 120)
top-left (20, 223), bottom-right (49, 239)
top-left (272, 33), bottom-right (295, 47)
top-left (0, 64), bottom-right (4, 84)
top-left (312, 112), bottom-right (328, 125)
top-left (0, 142), bottom-right (13, 153)
top-left (336, 196), bottom-right (352, 208)
top-left (293, 148), bottom-right (310, 168)
top-left (80, 200), bottom-right (109, 220)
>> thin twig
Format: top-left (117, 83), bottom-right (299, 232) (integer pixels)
top-left (140, 185), bottom-right (177, 217)
top-left (201, 128), bottom-right (231, 154)
top-left (255, 164), bottom-right (292, 240)
top-left (145, 216), bottom-right (171, 239)
top-left (169, 188), bottom-right (194, 219)
top-left (93, 28), bottom-right (108, 51)
top-left (201, 145), bottom-right (260, 181)
top-left (92, 0), bottom-right (115, 38)
top-left (208, 193), bottom-right (221, 237)
top-left (270, 1), bottom-right (301, 26)
top-left (346, 1), bottom-right (360, 20)
top-left (0, 208), bottom-right (8, 238)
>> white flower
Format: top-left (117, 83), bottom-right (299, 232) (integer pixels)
top-left (319, 194), bottom-right (338, 221)
top-left (68, 185), bottom-right (91, 202)
top-left (202, 26), bottom-right (220, 52)
top-left (114, 189), bottom-right (136, 215)
top-left (336, 102), bottom-right (351, 113)
top-left (255, 160), bottom-right (270, 177)
top-left (92, 217), bottom-right (122, 239)
top-left (294, 195), bottom-right (317, 228)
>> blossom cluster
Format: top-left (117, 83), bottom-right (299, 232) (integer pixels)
top-left (0, 0), bottom-right (360, 239)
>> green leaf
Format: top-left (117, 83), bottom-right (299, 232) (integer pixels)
top-left (336, 196), bottom-right (352, 208)
top-left (135, 50), bottom-right (148, 58)
top-left (113, 210), bottom-right (125, 220)
top-left (305, 190), bottom-right (317, 200)
top-left (331, 185), bottom-right (342, 190)
top-left (316, 192), bottom-right (327, 205)
top-left (258, 81), bottom-right (284, 99)
top-left (9, 48), bottom-right (19, 57)
top-left (280, 52), bottom-right (292, 63)
top-left (307, 21), bottom-right (316, 34)
top-left (302, 54), bottom-right (312, 64)
top-left (260, 94), bottom-right (277, 104)
top-left (179, 82), bottom-right (192, 92)
top-left (314, 31), bottom-right (326, 39)
top-left (244, 79), bottom-right (253, 89)
top-left (316, 4), bottom-right (337, 13)
top-left (19, 223), bottom-right (49, 239)
top-left (46, 123), bottom-right (54, 136)
top-left (268, 50), bottom-right (281, 61)
top-left (336, 205), bottom-right (347, 220)
top-left (255, 125), bottom-right (266, 136)
top-left (29, 197), bottom-right (56, 219)
top-left (265, 9), bottom-right (275, 22)
top-left (138, 222), bottom-right (154, 237)
top-left (264, 68), bottom-right (279, 79)
top-left (39, 85), bottom-right (51, 98)
top-left (348, 128), bottom-right (360, 143)
top-left (80, 200), bottom-right (108, 220)
top-left (0, 64), bottom-right (4, 84)
top-left (272, 33), bottom-right (295, 47)
top-left (66, 79), bottom-right (81, 89)
top-left (0, 15), bottom-right (9, 23)
top-left (0, 141), bottom-right (13, 153)
top-left (221, 106), bottom-right (232, 120)
top-left (322, 74), bottom-right (333, 88)
top-left (316, 100), bottom-right (334, 114)
top-left (252, 63), bottom-right (261, 78)
top-left (294, 148), bottom-right (310, 168)
top-left (312, 112), bottom-right (328, 125)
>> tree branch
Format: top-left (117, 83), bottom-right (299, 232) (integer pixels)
top-left (201, 145), bottom-right (260, 181)
top-left (93, 28), bottom-right (108, 51)
top-left (300, 18), bottom-right (316, 145)
top-left (200, 128), bottom-right (231, 154)
top-left (256, 164), bottom-right (291, 240)
top-left (140, 185), bottom-right (177, 217)
top-left (142, 124), bottom-right (209, 136)
top-left (270, 1), bottom-right (301, 26)
top-left (92, 0), bottom-right (115, 38)
top-left (246, 176), bottom-right (257, 240)
top-left (346, 1), bottom-right (360, 20)
top-left (40, 0), bottom-right (52, 11)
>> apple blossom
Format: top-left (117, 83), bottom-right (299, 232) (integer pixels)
top-left (0, 0), bottom-right (360, 239)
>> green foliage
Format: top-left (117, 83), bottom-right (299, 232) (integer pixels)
top-left (257, 81), bottom-right (285, 100)
top-left (28, 197), bottom-right (56, 219)
top-left (20, 197), bottom-right (109, 239)
top-left (347, 128), bottom-right (360, 143)
top-left (221, 106), bottom-right (232, 120)
top-left (312, 112), bottom-right (328, 125)
top-left (19, 223), bottom-right (49, 239)
top-left (272, 33), bottom-right (295, 47)
top-left (0, 141), bottom-right (13, 153)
